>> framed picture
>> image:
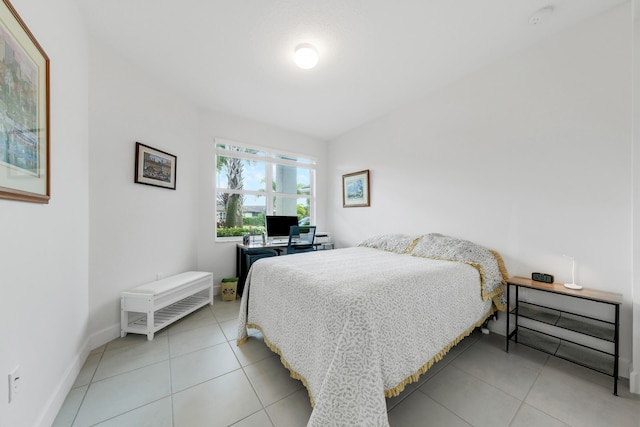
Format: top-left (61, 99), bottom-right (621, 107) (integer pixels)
top-left (0, 0), bottom-right (50, 203)
top-left (342, 169), bottom-right (370, 207)
top-left (134, 142), bottom-right (177, 190)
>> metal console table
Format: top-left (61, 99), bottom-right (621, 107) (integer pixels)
top-left (505, 276), bottom-right (622, 395)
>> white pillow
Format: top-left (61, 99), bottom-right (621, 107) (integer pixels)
top-left (358, 234), bottom-right (420, 254)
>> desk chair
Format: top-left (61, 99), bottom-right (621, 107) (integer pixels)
top-left (287, 226), bottom-right (317, 254)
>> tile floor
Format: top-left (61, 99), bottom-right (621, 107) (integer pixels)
top-left (53, 296), bottom-right (640, 427)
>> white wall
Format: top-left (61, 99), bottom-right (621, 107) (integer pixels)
top-left (632, 0), bottom-right (640, 394)
top-left (85, 35), bottom-right (328, 341)
top-left (87, 37), bottom-right (201, 346)
top-left (196, 110), bottom-right (327, 291)
top-left (1, 4), bottom-right (635, 427)
top-left (328, 5), bottom-right (634, 375)
top-left (0, 1), bottom-right (89, 426)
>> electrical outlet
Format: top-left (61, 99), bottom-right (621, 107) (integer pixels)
top-left (156, 272), bottom-right (164, 280)
top-left (8, 365), bottom-right (20, 403)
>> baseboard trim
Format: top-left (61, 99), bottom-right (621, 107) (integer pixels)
top-left (36, 292), bottom-right (224, 427)
top-left (90, 323), bottom-right (121, 350)
top-left (619, 358), bottom-right (630, 380)
top-left (630, 370), bottom-right (640, 395)
top-left (36, 337), bottom-right (91, 427)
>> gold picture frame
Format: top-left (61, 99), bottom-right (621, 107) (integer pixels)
top-left (0, 0), bottom-right (50, 203)
top-left (342, 169), bottom-right (370, 207)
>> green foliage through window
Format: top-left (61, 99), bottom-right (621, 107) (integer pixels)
top-left (215, 140), bottom-right (315, 239)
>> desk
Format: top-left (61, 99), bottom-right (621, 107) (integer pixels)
top-left (236, 242), bottom-right (326, 295)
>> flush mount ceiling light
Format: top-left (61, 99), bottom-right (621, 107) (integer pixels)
top-left (294, 43), bottom-right (318, 69)
top-left (529, 6), bottom-right (554, 26)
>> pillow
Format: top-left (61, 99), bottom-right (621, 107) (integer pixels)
top-left (410, 233), bottom-right (508, 302)
top-left (358, 234), bottom-right (421, 254)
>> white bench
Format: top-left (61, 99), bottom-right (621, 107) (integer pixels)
top-left (120, 271), bottom-right (213, 340)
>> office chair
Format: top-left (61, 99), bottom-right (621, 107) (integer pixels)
top-left (287, 226), bottom-right (317, 254)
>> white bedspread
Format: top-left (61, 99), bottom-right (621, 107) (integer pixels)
top-left (237, 247), bottom-right (496, 426)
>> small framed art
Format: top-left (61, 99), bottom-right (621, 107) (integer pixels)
top-left (0, 0), bottom-right (50, 203)
top-left (134, 142), bottom-right (177, 190)
top-left (342, 169), bottom-right (370, 207)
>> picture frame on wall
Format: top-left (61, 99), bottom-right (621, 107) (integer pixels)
top-left (134, 142), bottom-right (177, 190)
top-left (342, 169), bottom-right (370, 207)
top-left (0, 0), bottom-right (50, 203)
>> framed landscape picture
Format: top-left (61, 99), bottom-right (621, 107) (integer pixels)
top-left (0, 0), bottom-right (50, 203)
top-left (134, 142), bottom-right (177, 190)
top-left (342, 169), bottom-right (370, 207)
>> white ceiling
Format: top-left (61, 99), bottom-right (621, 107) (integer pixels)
top-left (76, 0), bottom-right (627, 140)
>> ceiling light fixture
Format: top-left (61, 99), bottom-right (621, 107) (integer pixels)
top-left (529, 6), bottom-right (554, 26)
top-left (294, 43), bottom-right (318, 69)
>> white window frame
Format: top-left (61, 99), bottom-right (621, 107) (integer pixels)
top-left (214, 138), bottom-right (316, 241)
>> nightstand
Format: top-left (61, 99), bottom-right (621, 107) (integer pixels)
top-left (505, 276), bottom-right (622, 395)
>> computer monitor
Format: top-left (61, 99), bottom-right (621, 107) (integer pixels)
top-left (265, 215), bottom-right (298, 241)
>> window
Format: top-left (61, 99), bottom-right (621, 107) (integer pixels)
top-left (215, 139), bottom-right (316, 239)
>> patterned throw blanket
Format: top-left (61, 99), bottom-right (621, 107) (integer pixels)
top-left (411, 233), bottom-right (507, 308)
top-left (360, 233), bottom-right (508, 309)
top-left (238, 234), bottom-right (508, 426)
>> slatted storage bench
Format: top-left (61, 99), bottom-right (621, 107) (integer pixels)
top-left (121, 271), bottom-right (213, 340)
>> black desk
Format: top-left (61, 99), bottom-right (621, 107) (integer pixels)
top-left (236, 243), bottom-right (286, 297)
top-left (235, 242), bottom-right (320, 296)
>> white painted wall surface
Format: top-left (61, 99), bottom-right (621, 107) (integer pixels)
top-left (632, 0), bottom-right (640, 395)
top-left (87, 37), bottom-right (200, 346)
top-left (1, 4), bottom-right (637, 427)
top-left (0, 1), bottom-right (89, 426)
top-left (86, 36), bottom-right (327, 340)
top-left (328, 5), bottom-right (634, 376)
top-left (196, 110), bottom-right (327, 292)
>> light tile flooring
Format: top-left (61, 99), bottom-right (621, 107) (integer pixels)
top-left (53, 296), bottom-right (640, 427)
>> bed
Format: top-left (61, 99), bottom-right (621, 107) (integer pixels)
top-left (237, 233), bottom-right (508, 426)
